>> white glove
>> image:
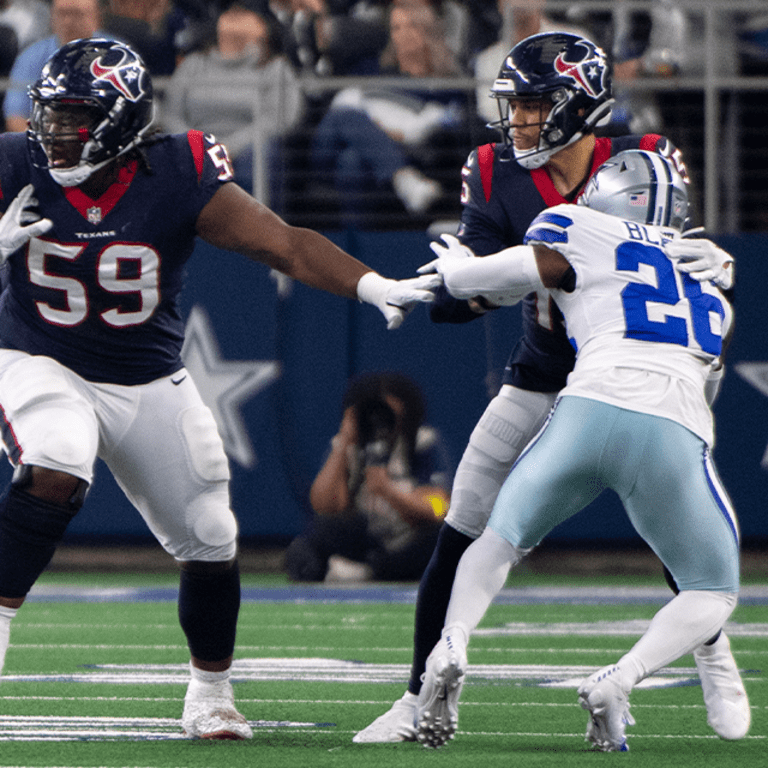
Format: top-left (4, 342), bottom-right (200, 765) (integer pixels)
top-left (356, 271), bottom-right (441, 329)
top-left (418, 233), bottom-right (474, 277)
top-left (0, 184), bottom-right (53, 265)
top-left (419, 234), bottom-right (541, 306)
top-left (668, 235), bottom-right (734, 290)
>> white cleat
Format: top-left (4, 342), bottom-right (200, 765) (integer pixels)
top-left (416, 633), bottom-right (466, 749)
top-left (577, 664), bottom-right (635, 752)
top-left (352, 691), bottom-right (418, 743)
top-left (694, 632), bottom-right (751, 740)
top-left (182, 677), bottom-right (253, 740)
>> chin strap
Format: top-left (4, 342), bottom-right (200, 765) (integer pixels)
top-left (49, 151), bottom-right (118, 186)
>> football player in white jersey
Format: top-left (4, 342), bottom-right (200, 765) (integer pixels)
top-left (413, 150), bottom-right (745, 752)
top-left (354, 32), bottom-right (744, 747)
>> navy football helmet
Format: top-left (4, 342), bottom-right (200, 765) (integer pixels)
top-left (579, 149), bottom-right (689, 231)
top-left (489, 33), bottom-right (613, 169)
top-left (28, 38), bottom-right (154, 186)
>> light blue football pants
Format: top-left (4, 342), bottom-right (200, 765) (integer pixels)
top-left (488, 395), bottom-right (740, 592)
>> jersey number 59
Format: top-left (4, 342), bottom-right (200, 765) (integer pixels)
top-left (27, 239), bottom-right (160, 328)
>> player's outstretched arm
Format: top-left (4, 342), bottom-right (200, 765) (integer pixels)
top-left (419, 234), bottom-right (543, 306)
top-left (195, 184), bottom-right (439, 329)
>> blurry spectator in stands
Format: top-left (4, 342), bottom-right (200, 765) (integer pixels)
top-left (285, 372), bottom-right (452, 583)
top-left (0, 0), bottom-right (50, 52)
top-left (283, 0), bottom-right (485, 77)
top-left (0, 21), bottom-right (18, 132)
top-left (738, 12), bottom-right (768, 229)
top-left (603, 0), bottom-right (684, 135)
top-left (740, 11), bottom-right (768, 66)
top-left (3, 0), bottom-right (103, 133)
top-left (560, 1), bottom-right (684, 137)
top-left (411, 0), bottom-right (473, 70)
top-left (101, 0), bottom-right (191, 75)
top-left (285, 0), bottom-right (388, 76)
top-left (472, 0), bottom-right (590, 126)
top-left (642, 3), bottom-right (739, 227)
top-left (310, 0), bottom-right (472, 226)
top-left (171, 0), bottom-right (221, 57)
top-left (162, 0), bottom-right (304, 204)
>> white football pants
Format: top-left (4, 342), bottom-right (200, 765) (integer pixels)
top-left (0, 350), bottom-right (237, 562)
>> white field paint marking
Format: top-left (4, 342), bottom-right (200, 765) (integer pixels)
top-left (0, 714), bottom-right (331, 742)
top-left (474, 620), bottom-right (768, 639)
top-left (1, 658), bottom-right (699, 688)
top-left (3, 620), bottom-right (764, 741)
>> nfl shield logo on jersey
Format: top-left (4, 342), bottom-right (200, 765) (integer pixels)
top-left (87, 206), bottom-right (103, 224)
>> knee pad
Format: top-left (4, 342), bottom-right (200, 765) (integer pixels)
top-left (156, 488), bottom-right (237, 563)
top-left (446, 388), bottom-right (556, 538)
top-left (469, 387), bottom-right (556, 464)
top-left (166, 492), bottom-right (237, 562)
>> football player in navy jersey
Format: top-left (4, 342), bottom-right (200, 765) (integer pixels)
top-left (0, 38), bottom-right (439, 740)
top-left (354, 32), bottom-right (747, 744)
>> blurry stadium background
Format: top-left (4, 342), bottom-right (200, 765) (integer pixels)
top-left (1, 0), bottom-right (766, 570)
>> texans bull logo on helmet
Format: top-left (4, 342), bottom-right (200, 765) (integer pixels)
top-left (90, 45), bottom-right (148, 104)
top-left (552, 43), bottom-right (608, 100)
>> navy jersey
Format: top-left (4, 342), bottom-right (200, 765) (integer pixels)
top-left (432, 134), bottom-right (687, 392)
top-left (0, 130), bottom-right (232, 385)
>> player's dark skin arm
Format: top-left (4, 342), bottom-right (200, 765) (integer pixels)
top-left (532, 243), bottom-right (573, 290)
top-left (195, 182), bottom-right (373, 299)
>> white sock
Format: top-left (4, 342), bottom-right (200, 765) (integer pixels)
top-left (615, 652), bottom-right (646, 690)
top-left (189, 663), bottom-right (230, 686)
top-left (626, 590), bottom-right (737, 679)
top-left (442, 621), bottom-right (469, 649)
top-left (0, 605), bottom-right (18, 675)
top-left (445, 527), bottom-right (524, 637)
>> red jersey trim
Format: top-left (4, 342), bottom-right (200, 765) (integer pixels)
top-left (187, 129), bottom-right (206, 182)
top-left (64, 160), bottom-right (138, 220)
top-left (639, 134), bottom-right (662, 151)
top-left (477, 143), bottom-right (495, 203)
top-left (530, 137), bottom-right (615, 206)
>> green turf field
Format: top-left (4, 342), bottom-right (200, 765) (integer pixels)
top-left (0, 572), bottom-right (764, 768)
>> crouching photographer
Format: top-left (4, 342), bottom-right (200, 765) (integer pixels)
top-left (285, 372), bottom-right (452, 582)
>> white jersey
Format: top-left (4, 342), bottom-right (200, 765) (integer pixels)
top-left (524, 205), bottom-right (732, 446)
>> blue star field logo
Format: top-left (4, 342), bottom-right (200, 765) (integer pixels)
top-left (181, 305), bottom-right (280, 469)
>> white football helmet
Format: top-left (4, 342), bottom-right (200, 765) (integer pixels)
top-left (579, 149), bottom-right (689, 231)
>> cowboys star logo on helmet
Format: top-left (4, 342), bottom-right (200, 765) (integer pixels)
top-left (579, 149), bottom-right (689, 231)
top-left (90, 44), bottom-right (147, 103)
